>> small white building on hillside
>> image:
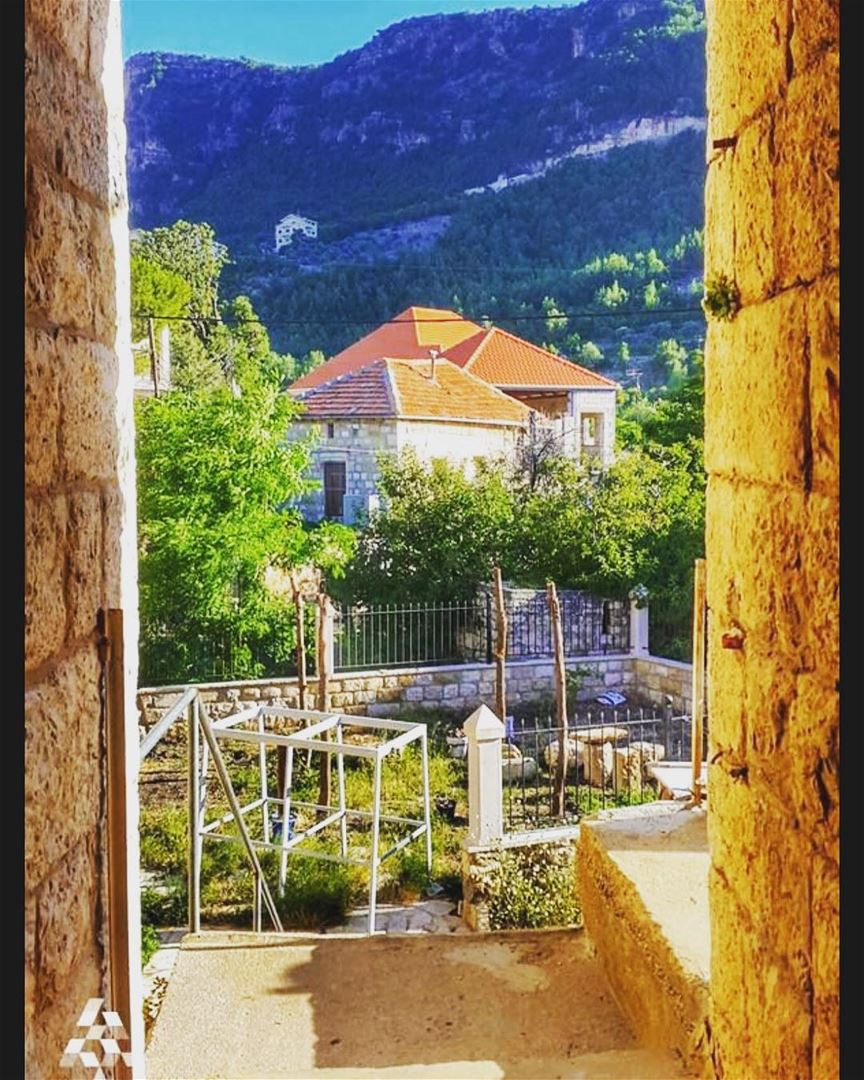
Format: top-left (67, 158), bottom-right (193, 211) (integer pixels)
top-left (275, 213), bottom-right (318, 252)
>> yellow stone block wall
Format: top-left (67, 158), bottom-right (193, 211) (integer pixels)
top-left (25, 1), bottom-right (139, 1075)
top-left (703, 2), bottom-right (838, 1076)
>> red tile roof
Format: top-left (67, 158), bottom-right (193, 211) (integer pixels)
top-left (293, 358), bottom-right (533, 425)
top-left (451, 327), bottom-right (619, 389)
top-left (290, 307), bottom-right (484, 389)
top-left (287, 306), bottom-right (618, 393)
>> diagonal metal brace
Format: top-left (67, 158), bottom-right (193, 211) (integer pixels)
top-left (195, 705), bottom-right (284, 933)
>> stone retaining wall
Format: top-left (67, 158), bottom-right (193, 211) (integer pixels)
top-left (137, 654), bottom-right (693, 738)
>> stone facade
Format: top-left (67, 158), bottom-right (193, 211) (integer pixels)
top-left (293, 416), bottom-right (525, 523)
top-left (703, 2), bottom-right (839, 1076)
top-left (569, 387), bottom-right (617, 466)
top-left (25, 1), bottom-right (143, 1075)
top-left (291, 418), bottom-right (397, 523)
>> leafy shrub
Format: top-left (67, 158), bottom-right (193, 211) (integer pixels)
top-left (468, 843), bottom-right (581, 931)
top-left (141, 924), bottom-right (161, 968)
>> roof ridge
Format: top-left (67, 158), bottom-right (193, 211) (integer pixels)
top-left (462, 328), bottom-right (494, 371)
top-left (383, 359), bottom-right (401, 414)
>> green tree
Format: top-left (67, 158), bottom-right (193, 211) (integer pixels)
top-left (596, 280), bottom-right (629, 308)
top-left (542, 295), bottom-right (568, 334)
top-left (643, 280), bottom-right (661, 309)
top-left (617, 341), bottom-right (631, 371)
top-left (656, 337), bottom-right (689, 390)
top-left (135, 307), bottom-right (351, 681)
top-left (580, 341), bottom-right (604, 366)
top-left (336, 451), bottom-right (514, 602)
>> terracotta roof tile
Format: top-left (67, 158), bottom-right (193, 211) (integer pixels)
top-left (290, 306), bottom-right (484, 389)
top-left (292, 357), bottom-right (533, 426)
top-left (455, 327), bottom-right (619, 389)
top-left (389, 359), bottom-right (532, 423)
top-left (292, 360), bottom-right (394, 417)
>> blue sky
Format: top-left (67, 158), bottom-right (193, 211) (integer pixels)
top-left (121, 0), bottom-right (583, 67)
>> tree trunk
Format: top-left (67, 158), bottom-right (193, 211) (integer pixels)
top-left (548, 581), bottom-right (568, 817)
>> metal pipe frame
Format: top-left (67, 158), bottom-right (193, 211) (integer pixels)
top-left (195, 704), bottom-right (432, 936)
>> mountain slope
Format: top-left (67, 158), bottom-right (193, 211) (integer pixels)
top-left (124, 0), bottom-right (707, 373)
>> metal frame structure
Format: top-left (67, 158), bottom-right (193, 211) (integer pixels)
top-left (188, 704), bottom-right (433, 935)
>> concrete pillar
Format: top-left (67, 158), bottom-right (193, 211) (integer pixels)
top-left (629, 596), bottom-right (650, 656)
top-left (465, 704), bottom-right (504, 846)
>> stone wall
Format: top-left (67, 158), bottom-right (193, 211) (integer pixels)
top-left (291, 418), bottom-right (397, 523)
top-left (25, 1), bottom-right (143, 1075)
top-left (137, 653), bottom-right (692, 731)
top-left (703, 2), bottom-right (838, 1076)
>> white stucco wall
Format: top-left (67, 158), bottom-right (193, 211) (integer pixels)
top-left (568, 388), bottom-right (617, 465)
top-left (396, 419), bottom-right (524, 475)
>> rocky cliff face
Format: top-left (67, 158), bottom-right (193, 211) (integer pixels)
top-left (124, 0), bottom-right (705, 245)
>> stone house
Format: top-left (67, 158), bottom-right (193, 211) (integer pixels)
top-left (289, 355), bottom-right (533, 523)
top-left (292, 306), bottom-right (619, 465)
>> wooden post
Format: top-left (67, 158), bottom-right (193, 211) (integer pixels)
top-left (102, 609), bottom-right (135, 1079)
top-left (547, 582), bottom-right (568, 817)
top-left (316, 591), bottom-right (333, 810)
top-left (146, 315), bottom-right (159, 397)
top-left (691, 558), bottom-right (707, 806)
top-left (493, 566), bottom-right (508, 723)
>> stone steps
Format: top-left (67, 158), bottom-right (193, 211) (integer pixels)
top-left (578, 802), bottom-right (711, 1077)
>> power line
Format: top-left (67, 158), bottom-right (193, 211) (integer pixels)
top-left (133, 305), bottom-right (705, 329)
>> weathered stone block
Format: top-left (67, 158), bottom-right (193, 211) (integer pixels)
top-left (25, 21), bottom-right (114, 205)
top-left (25, 494), bottom-right (67, 669)
top-left (37, 836), bottom-right (99, 1003)
top-left (403, 686), bottom-right (424, 702)
top-left (705, 292), bottom-right (810, 486)
top-left (24, 325), bottom-right (60, 489)
top-left (790, 0), bottom-right (838, 74)
top-left (709, 866), bottom-right (813, 1079)
top-left (732, 110), bottom-right (776, 304)
top-left (65, 491), bottom-right (103, 642)
top-left (774, 49), bottom-right (839, 287)
top-left (423, 685), bottom-right (443, 702)
top-left (25, 0), bottom-right (92, 76)
top-left (705, 0), bottom-right (789, 138)
top-left (442, 683), bottom-right (460, 699)
top-left (807, 272), bottom-right (840, 495)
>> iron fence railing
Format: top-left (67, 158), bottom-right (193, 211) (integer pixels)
top-left (139, 590), bottom-right (631, 686)
top-left (501, 707), bottom-right (707, 831)
top-left (333, 599), bottom-right (485, 671)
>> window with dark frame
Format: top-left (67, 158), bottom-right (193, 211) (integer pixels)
top-left (323, 461), bottom-right (346, 519)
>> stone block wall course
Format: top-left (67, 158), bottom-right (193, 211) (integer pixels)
top-left (25, 1), bottom-right (142, 1074)
top-left (704, 2), bottom-right (838, 1075)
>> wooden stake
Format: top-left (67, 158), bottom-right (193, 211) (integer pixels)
top-left (278, 578), bottom-right (308, 796)
top-left (547, 582), bottom-right (568, 817)
top-left (691, 558), bottom-right (707, 806)
top-left (493, 566), bottom-right (508, 724)
top-left (316, 591), bottom-right (333, 810)
top-left (146, 316), bottom-right (159, 398)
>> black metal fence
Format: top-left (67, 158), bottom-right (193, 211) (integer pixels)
top-left (332, 599), bottom-right (484, 671)
top-left (139, 590), bottom-right (631, 686)
top-left (332, 591), bottom-right (630, 672)
top-left (501, 707), bottom-right (707, 831)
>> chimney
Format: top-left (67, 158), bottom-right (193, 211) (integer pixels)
top-left (429, 348), bottom-right (439, 384)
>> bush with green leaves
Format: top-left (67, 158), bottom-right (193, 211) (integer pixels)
top-left (468, 843), bottom-right (581, 931)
